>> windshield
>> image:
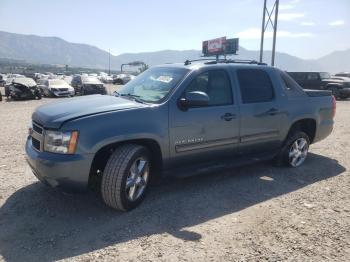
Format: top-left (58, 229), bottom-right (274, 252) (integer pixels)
top-left (117, 67), bottom-right (189, 103)
top-left (82, 76), bottom-right (102, 84)
top-left (320, 72), bottom-right (331, 79)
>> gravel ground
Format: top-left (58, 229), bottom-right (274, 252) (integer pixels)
top-left (0, 90), bottom-right (349, 262)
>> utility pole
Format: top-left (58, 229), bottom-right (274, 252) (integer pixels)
top-left (259, 0), bottom-right (279, 66)
top-left (108, 49), bottom-right (111, 75)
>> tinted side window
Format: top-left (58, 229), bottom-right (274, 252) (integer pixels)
top-left (289, 72), bottom-right (306, 81)
top-left (185, 70), bottom-right (233, 106)
top-left (237, 69), bottom-right (274, 103)
top-left (307, 73), bottom-right (319, 80)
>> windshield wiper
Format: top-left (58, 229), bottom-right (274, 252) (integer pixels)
top-left (117, 93), bottom-right (145, 104)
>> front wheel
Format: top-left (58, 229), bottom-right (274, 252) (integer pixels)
top-left (275, 131), bottom-right (310, 168)
top-left (101, 144), bottom-right (151, 211)
top-left (35, 90), bottom-right (42, 100)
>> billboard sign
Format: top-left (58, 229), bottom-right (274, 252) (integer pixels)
top-left (208, 37), bottom-right (226, 53)
top-left (202, 37), bottom-right (239, 56)
top-left (225, 38), bottom-right (239, 55)
top-left (203, 37), bottom-right (226, 56)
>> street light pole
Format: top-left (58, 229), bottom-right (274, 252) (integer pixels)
top-left (259, 0), bottom-right (267, 63)
top-left (271, 0), bottom-right (279, 66)
top-left (108, 48), bottom-right (111, 75)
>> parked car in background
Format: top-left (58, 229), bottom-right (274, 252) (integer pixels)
top-left (0, 74), bottom-right (6, 87)
top-left (6, 77), bottom-right (42, 100)
top-left (26, 62), bottom-right (335, 211)
top-left (38, 79), bottom-right (75, 97)
top-left (5, 74), bottom-right (25, 85)
top-left (71, 75), bottom-right (107, 95)
top-left (335, 72), bottom-right (350, 78)
top-left (287, 71), bottom-right (350, 99)
top-left (113, 73), bottom-right (135, 84)
top-left (99, 73), bottom-right (113, 84)
top-left (62, 75), bottom-right (73, 85)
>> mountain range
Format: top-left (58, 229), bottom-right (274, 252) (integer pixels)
top-left (0, 31), bottom-right (348, 73)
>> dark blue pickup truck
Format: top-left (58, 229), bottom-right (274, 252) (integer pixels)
top-left (26, 61), bottom-right (335, 211)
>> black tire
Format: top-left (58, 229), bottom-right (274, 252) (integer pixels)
top-left (274, 130), bottom-right (310, 168)
top-left (328, 86), bottom-right (340, 100)
top-left (35, 90), bottom-right (42, 100)
top-left (48, 90), bottom-right (55, 98)
top-left (101, 144), bottom-right (151, 211)
top-left (340, 94), bottom-right (349, 100)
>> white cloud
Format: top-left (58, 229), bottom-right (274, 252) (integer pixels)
top-left (279, 13), bottom-right (305, 21)
top-left (279, 4), bottom-right (294, 10)
top-left (328, 20), bottom-right (345, 26)
top-left (300, 22), bottom-right (315, 26)
top-left (279, 0), bottom-right (302, 10)
top-left (237, 28), bottom-right (314, 40)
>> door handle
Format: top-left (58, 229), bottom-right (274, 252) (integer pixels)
top-left (254, 108), bottom-right (280, 117)
top-left (266, 108), bottom-right (280, 115)
top-left (221, 113), bottom-right (236, 121)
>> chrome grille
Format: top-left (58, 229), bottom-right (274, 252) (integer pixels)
top-left (32, 137), bottom-right (41, 151)
top-left (32, 122), bottom-right (43, 134)
top-left (31, 121), bottom-right (44, 151)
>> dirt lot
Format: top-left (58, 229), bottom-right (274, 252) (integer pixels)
top-left (0, 91), bottom-right (349, 261)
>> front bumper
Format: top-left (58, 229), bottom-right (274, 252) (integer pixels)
top-left (83, 89), bottom-right (107, 95)
top-left (52, 90), bottom-right (75, 97)
top-left (25, 137), bottom-right (94, 191)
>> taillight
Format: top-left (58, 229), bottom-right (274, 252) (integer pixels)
top-left (331, 95), bottom-right (336, 118)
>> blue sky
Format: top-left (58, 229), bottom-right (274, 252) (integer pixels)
top-left (0, 0), bottom-right (349, 59)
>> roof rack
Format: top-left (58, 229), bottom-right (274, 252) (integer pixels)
top-left (223, 59), bottom-right (267, 65)
top-left (184, 58), bottom-right (217, 66)
top-left (184, 59), bottom-right (267, 66)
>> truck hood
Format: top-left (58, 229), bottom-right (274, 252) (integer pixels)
top-left (32, 95), bottom-right (145, 129)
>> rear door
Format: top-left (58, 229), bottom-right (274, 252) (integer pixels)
top-left (168, 69), bottom-right (240, 166)
top-left (235, 68), bottom-right (283, 154)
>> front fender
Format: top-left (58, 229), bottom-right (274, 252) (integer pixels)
top-left (60, 106), bottom-right (170, 160)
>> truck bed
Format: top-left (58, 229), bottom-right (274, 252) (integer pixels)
top-left (304, 89), bottom-right (332, 97)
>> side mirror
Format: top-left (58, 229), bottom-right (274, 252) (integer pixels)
top-left (178, 91), bottom-right (209, 110)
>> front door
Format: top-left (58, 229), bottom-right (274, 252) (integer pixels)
top-left (169, 69), bottom-right (240, 166)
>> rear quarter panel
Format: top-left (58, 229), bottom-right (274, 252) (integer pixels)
top-left (272, 69), bottom-right (334, 143)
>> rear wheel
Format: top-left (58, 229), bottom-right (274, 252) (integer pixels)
top-left (101, 144), bottom-right (150, 211)
top-left (329, 86), bottom-right (340, 100)
top-left (275, 131), bottom-right (310, 168)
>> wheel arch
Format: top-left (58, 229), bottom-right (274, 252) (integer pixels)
top-left (88, 138), bottom-right (163, 190)
top-left (285, 118), bottom-right (317, 144)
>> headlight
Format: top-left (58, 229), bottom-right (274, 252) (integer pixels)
top-left (44, 130), bottom-right (79, 154)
